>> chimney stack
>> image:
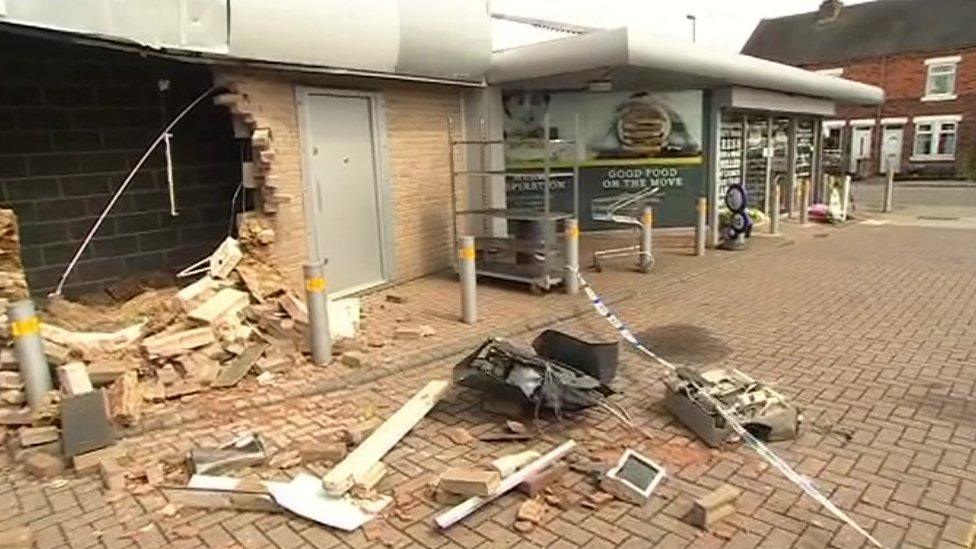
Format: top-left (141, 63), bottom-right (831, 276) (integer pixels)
top-left (818, 0), bottom-right (844, 22)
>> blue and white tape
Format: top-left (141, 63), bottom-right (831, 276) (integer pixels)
top-left (575, 272), bottom-right (885, 548)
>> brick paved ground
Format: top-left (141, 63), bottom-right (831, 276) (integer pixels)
top-left (3, 220), bottom-right (976, 548)
top-left (128, 230), bottom-right (789, 435)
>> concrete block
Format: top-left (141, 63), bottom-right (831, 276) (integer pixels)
top-left (439, 467), bottom-right (500, 497)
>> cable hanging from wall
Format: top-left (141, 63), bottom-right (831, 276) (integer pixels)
top-left (51, 85), bottom-right (220, 297)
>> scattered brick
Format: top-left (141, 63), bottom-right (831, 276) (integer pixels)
top-left (24, 452), bottom-right (64, 478)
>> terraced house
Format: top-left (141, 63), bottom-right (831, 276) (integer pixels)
top-left (743, 0), bottom-right (976, 179)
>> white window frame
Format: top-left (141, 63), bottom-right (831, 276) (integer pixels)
top-left (910, 115), bottom-right (962, 162)
top-left (815, 67), bottom-right (844, 77)
top-left (922, 56), bottom-right (960, 101)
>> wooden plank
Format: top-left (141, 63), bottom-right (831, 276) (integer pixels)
top-left (322, 380), bottom-right (450, 497)
top-left (188, 288), bottom-right (249, 324)
top-left (19, 426), bottom-right (59, 447)
top-left (434, 440), bottom-right (576, 530)
top-left (491, 450), bottom-right (541, 477)
top-left (211, 344), bottom-right (267, 388)
top-left (86, 360), bottom-right (132, 386)
top-left (278, 293), bottom-right (308, 325)
top-left (142, 327), bottom-right (215, 357)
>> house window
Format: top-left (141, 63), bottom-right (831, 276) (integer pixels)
top-left (912, 117), bottom-right (960, 160)
top-left (923, 56), bottom-right (960, 101)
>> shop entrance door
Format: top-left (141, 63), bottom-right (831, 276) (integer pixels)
top-left (881, 126), bottom-right (903, 174)
top-left (299, 89), bottom-right (391, 295)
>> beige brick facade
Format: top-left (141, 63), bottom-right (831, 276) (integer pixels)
top-left (214, 69), bottom-right (462, 292)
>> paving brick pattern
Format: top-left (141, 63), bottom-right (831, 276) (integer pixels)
top-left (129, 231), bottom-right (777, 435)
top-left (3, 222), bottom-right (976, 548)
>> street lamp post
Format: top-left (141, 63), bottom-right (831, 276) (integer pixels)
top-left (686, 14), bottom-right (697, 43)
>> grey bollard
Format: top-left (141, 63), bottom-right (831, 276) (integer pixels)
top-left (770, 184), bottom-right (781, 235)
top-left (303, 261), bottom-right (332, 366)
top-left (458, 235), bottom-right (477, 324)
top-left (564, 219), bottom-right (580, 295)
top-left (799, 179), bottom-right (810, 225)
top-left (7, 299), bottom-right (52, 412)
top-left (883, 168), bottom-right (894, 213)
top-left (694, 197), bottom-right (706, 257)
top-left (842, 175), bottom-right (852, 220)
top-left (639, 206), bottom-right (653, 273)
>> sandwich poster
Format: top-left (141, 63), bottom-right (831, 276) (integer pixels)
top-left (503, 90), bottom-right (706, 229)
top-left (503, 90), bottom-right (703, 167)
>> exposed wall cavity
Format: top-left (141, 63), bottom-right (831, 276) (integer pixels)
top-left (0, 32), bottom-right (242, 297)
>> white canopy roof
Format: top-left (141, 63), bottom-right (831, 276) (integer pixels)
top-left (489, 27), bottom-right (884, 106)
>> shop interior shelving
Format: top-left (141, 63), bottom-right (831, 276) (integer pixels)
top-left (449, 115), bottom-right (579, 293)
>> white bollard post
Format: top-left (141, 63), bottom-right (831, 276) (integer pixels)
top-left (564, 219), bottom-right (580, 295)
top-left (799, 179), bottom-right (810, 225)
top-left (883, 166), bottom-right (895, 213)
top-left (694, 197), bottom-right (706, 257)
top-left (842, 175), bottom-right (852, 221)
top-left (639, 206), bottom-right (653, 273)
top-left (304, 261), bottom-right (332, 366)
top-left (458, 235), bottom-right (477, 324)
top-left (7, 299), bottom-right (52, 412)
top-left (770, 184), bottom-right (781, 235)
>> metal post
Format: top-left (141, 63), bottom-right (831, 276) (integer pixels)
top-left (842, 175), bottom-right (852, 220)
top-left (458, 235), bottom-right (477, 323)
top-left (639, 206), bottom-right (653, 273)
top-left (303, 262), bottom-right (332, 366)
top-left (883, 163), bottom-right (895, 213)
top-left (770, 184), bottom-right (781, 235)
top-left (564, 219), bottom-right (580, 295)
top-left (7, 299), bottom-right (52, 412)
top-left (694, 197), bottom-right (706, 257)
top-left (799, 179), bottom-right (810, 224)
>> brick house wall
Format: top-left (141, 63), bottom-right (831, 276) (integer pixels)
top-left (805, 46), bottom-right (976, 178)
top-left (213, 69), bottom-right (462, 292)
top-left (0, 32), bottom-right (241, 297)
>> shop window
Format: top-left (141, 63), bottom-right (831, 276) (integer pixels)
top-left (912, 118), bottom-right (959, 160)
top-left (923, 57), bottom-right (959, 101)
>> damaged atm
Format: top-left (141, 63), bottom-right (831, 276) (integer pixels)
top-left (664, 367), bottom-right (801, 447)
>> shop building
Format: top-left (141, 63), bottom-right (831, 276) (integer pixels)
top-left (742, 0), bottom-right (976, 179)
top-left (0, 2), bottom-right (881, 300)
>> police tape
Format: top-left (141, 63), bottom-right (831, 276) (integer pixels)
top-left (576, 272), bottom-right (885, 548)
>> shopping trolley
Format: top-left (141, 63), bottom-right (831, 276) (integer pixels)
top-left (591, 187), bottom-right (662, 273)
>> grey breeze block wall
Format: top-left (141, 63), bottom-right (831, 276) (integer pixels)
top-left (0, 32), bottom-right (241, 297)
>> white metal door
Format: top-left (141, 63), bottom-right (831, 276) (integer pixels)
top-left (302, 92), bottom-right (387, 294)
top-left (850, 126), bottom-right (873, 173)
top-left (881, 126), bottom-right (903, 174)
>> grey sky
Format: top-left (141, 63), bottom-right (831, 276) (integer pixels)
top-left (491, 0), bottom-right (874, 52)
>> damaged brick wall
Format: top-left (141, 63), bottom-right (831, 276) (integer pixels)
top-left (213, 69), bottom-right (461, 291)
top-left (0, 32), bottom-right (241, 297)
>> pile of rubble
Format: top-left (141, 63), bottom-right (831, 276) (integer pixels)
top-left (0, 209), bottom-right (29, 340)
